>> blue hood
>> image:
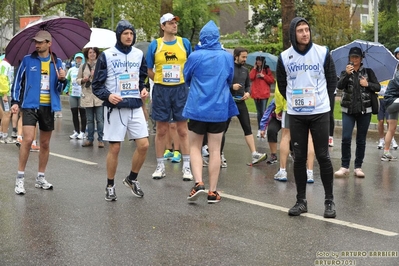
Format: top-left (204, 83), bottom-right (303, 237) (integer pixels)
top-left (115, 20), bottom-right (136, 54)
top-left (197, 20), bottom-right (222, 50)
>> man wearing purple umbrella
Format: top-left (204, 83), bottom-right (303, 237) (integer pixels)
top-left (11, 30), bottom-right (66, 195)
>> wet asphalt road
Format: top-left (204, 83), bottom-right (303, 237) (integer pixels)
top-left (0, 103), bottom-right (398, 266)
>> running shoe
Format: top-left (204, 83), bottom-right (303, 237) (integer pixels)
top-left (324, 199), bottom-right (336, 218)
top-left (187, 182), bottom-right (206, 202)
top-left (274, 169), bottom-right (287, 181)
top-left (30, 144), bottom-right (40, 152)
top-left (152, 164), bottom-right (166, 179)
top-left (208, 191), bottom-right (221, 204)
top-left (11, 131), bottom-right (17, 138)
top-left (288, 199), bottom-right (308, 216)
top-left (163, 149), bottom-right (173, 160)
top-left (391, 138), bottom-right (398, 150)
top-left (251, 152), bottom-right (267, 164)
top-left (266, 154), bottom-right (278, 164)
top-left (16, 136), bottom-right (22, 148)
top-left (377, 138), bottom-right (384, 149)
top-left (201, 145), bottom-right (209, 157)
top-left (69, 131), bottom-right (79, 139)
top-left (307, 170), bottom-right (314, 183)
top-left (381, 153), bottom-right (398, 161)
top-left (123, 177), bottom-right (144, 197)
top-left (182, 167), bottom-right (193, 181)
top-left (0, 137), bottom-right (16, 144)
top-left (328, 136), bottom-right (334, 147)
top-left (105, 185), bottom-right (117, 201)
top-left (221, 152), bottom-right (227, 168)
top-left (35, 175), bottom-right (53, 190)
top-left (202, 156), bottom-right (209, 167)
top-left (171, 151), bottom-right (182, 163)
top-left (15, 178), bottom-right (26, 195)
top-left (77, 132), bottom-right (85, 139)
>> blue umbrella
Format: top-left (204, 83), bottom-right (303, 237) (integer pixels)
top-left (246, 51), bottom-right (278, 71)
top-left (331, 39), bottom-right (399, 82)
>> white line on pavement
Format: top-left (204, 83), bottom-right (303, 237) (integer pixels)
top-left (220, 192), bottom-right (398, 237)
top-left (50, 152), bottom-right (98, 165)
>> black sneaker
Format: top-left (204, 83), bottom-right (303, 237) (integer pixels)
top-left (187, 182), bottom-right (206, 202)
top-left (324, 200), bottom-right (336, 218)
top-left (207, 191), bottom-right (221, 204)
top-left (288, 199), bottom-right (308, 216)
top-left (123, 177), bottom-right (144, 198)
top-left (266, 154), bottom-right (278, 164)
top-left (105, 185), bottom-right (117, 201)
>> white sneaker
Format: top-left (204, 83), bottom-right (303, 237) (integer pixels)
top-left (391, 138), bottom-right (398, 150)
top-left (70, 131), bottom-right (79, 139)
top-left (377, 138), bottom-right (384, 149)
top-left (182, 167), bottom-right (193, 181)
top-left (274, 169), bottom-right (287, 181)
top-left (15, 178), bottom-right (26, 195)
top-left (77, 132), bottom-right (85, 139)
top-left (201, 145), bottom-right (209, 157)
top-left (307, 170), bottom-right (314, 183)
top-left (35, 175), bottom-right (53, 190)
top-left (0, 137), bottom-right (16, 144)
top-left (252, 152), bottom-right (267, 164)
top-left (152, 164), bottom-right (166, 180)
top-left (221, 152), bottom-right (227, 168)
top-left (328, 136), bottom-right (334, 147)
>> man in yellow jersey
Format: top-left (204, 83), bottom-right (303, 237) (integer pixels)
top-left (11, 30), bottom-right (66, 195)
top-left (146, 13), bottom-right (193, 181)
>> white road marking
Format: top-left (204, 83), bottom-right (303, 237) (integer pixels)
top-left (50, 152), bottom-right (98, 165)
top-left (220, 192), bottom-right (398, 237)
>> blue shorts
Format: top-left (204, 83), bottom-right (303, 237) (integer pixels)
top-left (151, 83), bottom-right (188, 122)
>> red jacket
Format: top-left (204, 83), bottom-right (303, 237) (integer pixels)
top-left (249, 67), bottom-right (275, 99)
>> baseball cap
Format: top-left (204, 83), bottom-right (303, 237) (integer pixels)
top-left (32, 30), bottom-right (52, 42)
top-left (160, 13), bottom-right (180, 24)
top-left (349, 47), bottom-right (363, 57)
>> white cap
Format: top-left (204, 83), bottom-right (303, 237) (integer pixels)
top-left (160, 13), bottom-right (180, 24)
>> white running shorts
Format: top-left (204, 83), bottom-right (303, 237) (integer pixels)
top-left (103, 106), bottom-right (148, 141)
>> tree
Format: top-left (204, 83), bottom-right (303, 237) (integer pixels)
top-left (65, 0), bottom-right (84, 20)
top-left (312, 0), bottom-right (358, 50)
top-left (362, 0), bottom-right (399, 52)
top-left (173, 0), bottom-right (220, 44)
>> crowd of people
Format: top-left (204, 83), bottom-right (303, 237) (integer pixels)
top-left (2, 14), bottom-right (399, 219)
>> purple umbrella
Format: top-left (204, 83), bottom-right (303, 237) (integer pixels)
top-left (5, 16), bottom-right (91, 66)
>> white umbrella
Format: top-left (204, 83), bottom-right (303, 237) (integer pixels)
top-left (84, 28), bottom-right (116, 49)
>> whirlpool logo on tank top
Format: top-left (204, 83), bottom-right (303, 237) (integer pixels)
top-left (111, 59), bottom-right (140, 69)
top-left (287, 62), bottom-right (320, 79)
top-left (164, 51), bottom-right (178, 61)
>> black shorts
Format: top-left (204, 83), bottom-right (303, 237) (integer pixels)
top-left (188, 119), bottom-right (227, 135)
top-left (22, 106), bottom-right (54, 131)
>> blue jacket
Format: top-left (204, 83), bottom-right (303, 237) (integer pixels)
top-left (259, 98), bottom-right (276, 131)
top-left (183, 20), bottom-right (238, 122)
top-left (11, 51), bottom-right (65, 111)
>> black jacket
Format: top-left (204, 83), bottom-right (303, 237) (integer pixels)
top-left (384, 71), bottom-right (399, 108)
top-left (337, 66), bottom-right (380, 114)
